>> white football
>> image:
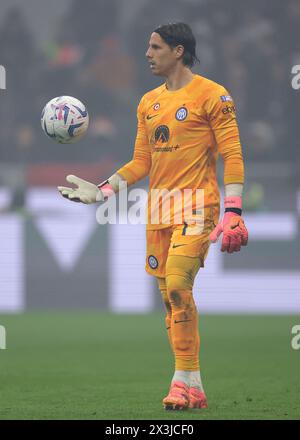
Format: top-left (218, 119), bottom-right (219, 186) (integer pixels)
top-left (41, 96), bottom-right (89, 143)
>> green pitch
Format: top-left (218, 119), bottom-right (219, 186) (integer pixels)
top-left (0, 313), bottom-right (299, 420)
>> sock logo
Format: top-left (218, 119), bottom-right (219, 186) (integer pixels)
top-left (174, 319), bottom-right (192, 324)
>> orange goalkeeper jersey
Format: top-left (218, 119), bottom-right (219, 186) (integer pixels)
top-left (117, 74), bottom-right (244, 230)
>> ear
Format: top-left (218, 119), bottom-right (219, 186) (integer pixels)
top-left (174, 45), bottom-right (185, 60)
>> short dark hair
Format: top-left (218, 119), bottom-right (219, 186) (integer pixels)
top-left (153, 22), bottom-right (199, 67)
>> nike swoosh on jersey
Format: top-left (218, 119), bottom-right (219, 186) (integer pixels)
top-left (146, 114), bottom-right (159, 120)
top-left (172, 244), bottom-right (187, 248)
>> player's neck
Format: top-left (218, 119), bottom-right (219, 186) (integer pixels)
top-left (165, 67), bottom-right (194, 91)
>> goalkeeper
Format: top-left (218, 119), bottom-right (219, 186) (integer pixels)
top-left (58, 22), bottom-right (248, 410)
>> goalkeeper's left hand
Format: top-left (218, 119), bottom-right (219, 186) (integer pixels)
top-left (210, 196), bottom-right (248, 253)
top-left (58, 175), bottom-right (104, 204)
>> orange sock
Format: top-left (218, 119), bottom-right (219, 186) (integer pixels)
top-left (166, 255), bottom-right (202, 372)
top-left (169, 288), bottom-right (199, 371)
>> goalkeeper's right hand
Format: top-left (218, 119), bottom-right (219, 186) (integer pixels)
top-left (58, 175), bottom-right (105, 204)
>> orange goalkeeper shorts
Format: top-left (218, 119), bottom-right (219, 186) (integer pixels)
top-left (145, 218), bottom-right (216, 278)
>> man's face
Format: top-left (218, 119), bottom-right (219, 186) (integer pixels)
top-left (145, 32), bottom-right (181, 76)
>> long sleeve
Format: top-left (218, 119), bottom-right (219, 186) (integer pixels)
top-left (205, 87), bottom-right (244, 185)
top-left (117, 97), bottom-right (152, 186)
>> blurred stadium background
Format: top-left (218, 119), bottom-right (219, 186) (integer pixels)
top-left (0, 0), bottom-right (299, 313)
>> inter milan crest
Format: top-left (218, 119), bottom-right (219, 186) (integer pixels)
top-left (175, 107), bottom-right (188, 121)
top-left (148, 255), bottom-right (158, 269)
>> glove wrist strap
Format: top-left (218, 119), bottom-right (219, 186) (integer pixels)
top-left (97, 181), bottom-right (114, 199)
top-left (224, 196), bottom-right (242, 216)
top-left (225, 207), bottom-right (242, 216)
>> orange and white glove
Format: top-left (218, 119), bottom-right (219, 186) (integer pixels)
top-left (210, 196), bottom-right (248, 253)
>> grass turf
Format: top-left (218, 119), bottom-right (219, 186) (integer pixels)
top-left (0, 313), bottom-right (299, 420)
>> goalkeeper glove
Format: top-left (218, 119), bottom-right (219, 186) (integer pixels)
top-left (57, 175), bottom-right (114, 204)
top-left (209, 196), bottom-right (248, 253)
